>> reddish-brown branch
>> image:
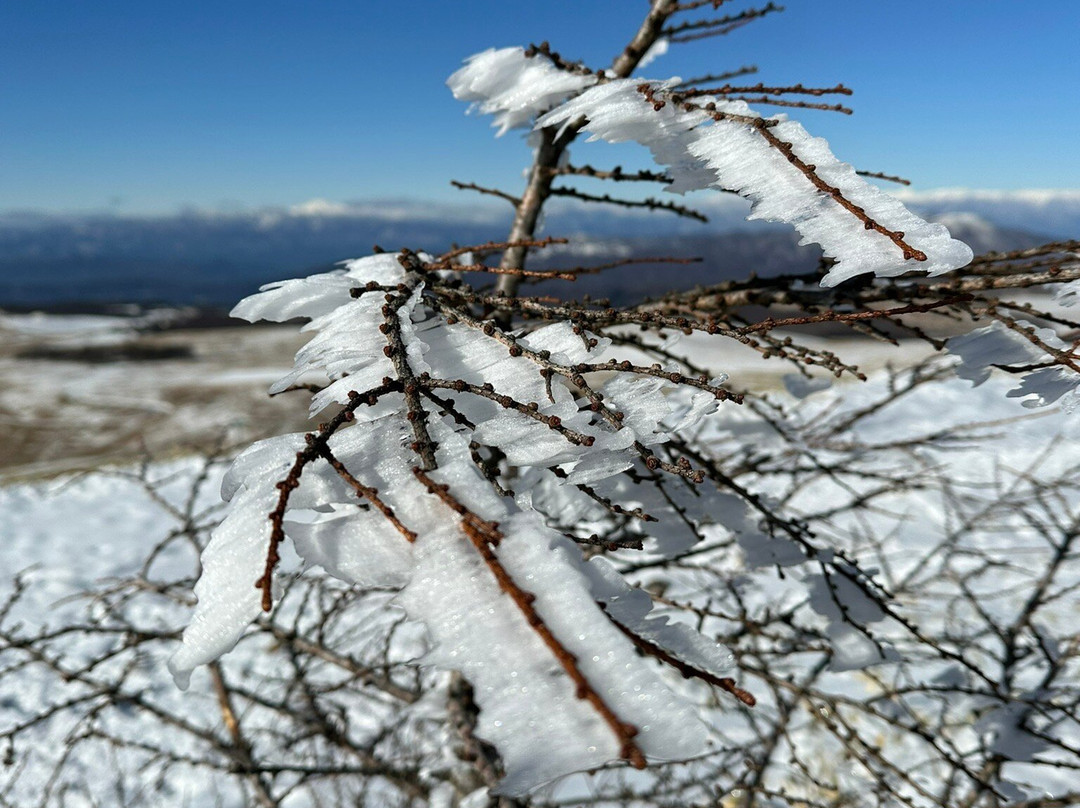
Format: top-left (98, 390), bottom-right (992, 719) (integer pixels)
top-left (727, 96), bottom-right (852, 115)
top-left (450, 180), bottom-right (521, 206)
top-left (603, 611), bottom-right (756, 707)
top-left (422, 261), bottom-right (580, 281)
top-left (734, 297), bottom-right (973, 335)
top-left (548, 164), bottom-right (673, 184)
top-left (529, 256), bottom-right (703, 280)
top-left (547, 186), bottom-right (708, 222)
top-left (636, 83), bottom-right (928, 262)
top-left (548, 466), bottom-right (657, 526)
top-left (678, 82), bottom-right (852, 98)
top-left (412, 468), bottom-right (504, 544)
top-left (495, 0), bottom-right (682, 304)
top-left (438, 237), bottom-right (567, 264)
top-left (258, 381), bottom-right (401, 611)
top-left (636, 82), bottom-right (774, 125)
top-left (751, 121), bottom-right (927, 261)
top-left (966, 240), bottom-right (1080, 268)
top-left (381, 272), bottom-right (438, 470)
top-left (418, 376), bottom-right (598, 448)
top-left (855, 170), bottom-right (912, 186)
top-left (671, 0), bottom-right (739, 12)
top-left (412, 468), bottom-right (647, 769)
top-left (316, 445), bottom-right (417, 543)
top-left (672, 65), bottom-right (759, 88)
top-left (663, 3), bottom-right (784, 42)
top-left (572, 358), bottom-right (741, 402)
top-left (524, 40), bottom-right (597, 77)
top-left (980, 308), bottom-right (1080, 378)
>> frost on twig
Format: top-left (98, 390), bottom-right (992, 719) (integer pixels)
top-left (447, 47), bottom-right (599, 136)
top-left (169, 26), bottom-right (1063, 799)
top-left (538, 77), bottom-right (973, 286)
top-left (948, 318), bottom-right (1080, 411)
top-left (170, 251), bottom-right (751, 794)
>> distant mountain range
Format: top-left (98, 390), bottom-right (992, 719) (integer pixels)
top-left (0, 190), bottom-right (1074, 309)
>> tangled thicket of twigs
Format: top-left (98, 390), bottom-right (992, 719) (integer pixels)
top-left (3, 370), bottom-right (1079, 806)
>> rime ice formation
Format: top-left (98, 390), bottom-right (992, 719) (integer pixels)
top-left (448, 47), bottom-right (598, 136)
top-left (171, 44), bottom-right (993, 794)
top-left (170, 254), bottom-right (736, 794)
top-left (539, 79), bottom-right (973, 286)
top-left (452, 47), bottom-right (972, 282)
top-left (948, 320), bottom-right (1080, 410)
top-left (1055, 278), bottom-right (1080, 308)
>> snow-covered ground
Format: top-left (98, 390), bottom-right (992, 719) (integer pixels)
top-left (0, 308), bottom-right (192, 345)
top-left (0, 321), bottom-right (313, 479)
top-left (1, 318), bottom-right (1078, 806)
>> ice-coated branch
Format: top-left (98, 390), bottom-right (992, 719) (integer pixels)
top-left (412, 468), bottom-right (648, 769)
top-left (170, 248), bottom-right (764, 792)
top-left (448, 1), bottom-right (683, 302)
top-left (725, 95), bottom-right (853, 114)
top-left (256, 380), bottom-right (402, 611)
top-left (539, 80), bottom-right (973, 285)
top-left (447, 47), bottom-right (599, 136)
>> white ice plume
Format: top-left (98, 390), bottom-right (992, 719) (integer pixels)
top-left (539, 79), bottom-right (973, 286)
top-left (448, 47), bottom-right (598, 136)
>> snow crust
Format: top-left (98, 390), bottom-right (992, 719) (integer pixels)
top-left (538, 79), bottom-right (973, 285)
top-left (448, 47), bottom-right (598, 136)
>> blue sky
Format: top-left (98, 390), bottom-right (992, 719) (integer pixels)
top-left (2, 0), bottom-right (1076, 214)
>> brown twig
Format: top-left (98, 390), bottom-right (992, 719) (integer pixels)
top-left (547, 186), bottom-right (708, 222)
top-left (450, 180), bottom-right (521, 206)
top-left (316, 445), bottom-right (417, 543)
top-left (602, 611), bottom-right (756, 706)
top-left (258, 381), bottom-right (401, 611)
top-left (856, 169), bottom-right (912, 186)
top-left (677, 82), bottom-right (852, 98)
top-left (413, 468), bottom-right (648, 769)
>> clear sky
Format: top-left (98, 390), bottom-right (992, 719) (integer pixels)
top-left (2, 0), bottom-right (1077, 214)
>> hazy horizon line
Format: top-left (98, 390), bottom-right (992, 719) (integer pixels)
top-left (3, 187), bottom-right (1080, 222)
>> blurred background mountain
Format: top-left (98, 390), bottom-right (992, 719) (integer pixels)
top-left (2, 190), bottom-right (1076, 313)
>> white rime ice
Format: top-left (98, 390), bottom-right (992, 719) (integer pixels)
top-left (171, 253), bottom-right (736, 794)
top-left (170, 44), bottom-right (986, 794)
top-left (538, 79), bottom-right (973, 286)
top-left (1055, 278), bottom-right (1080, 308)
top-left (948, 320), bottom-right (1080, 410)
top-left (448, 47), bottom-right (598, 136)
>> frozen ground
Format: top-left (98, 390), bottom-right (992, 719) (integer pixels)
top-left (0, 317), bottom-right (314, 480)
top-left (0, 310), bottom-right (937, 480)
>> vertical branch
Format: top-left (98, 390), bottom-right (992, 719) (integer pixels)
top-left (495, 0), bottom-right (681, 303)
top-left (208, 662), bottom-right (281, 808)
top-left (446, 672), bottom-right (527, 808)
